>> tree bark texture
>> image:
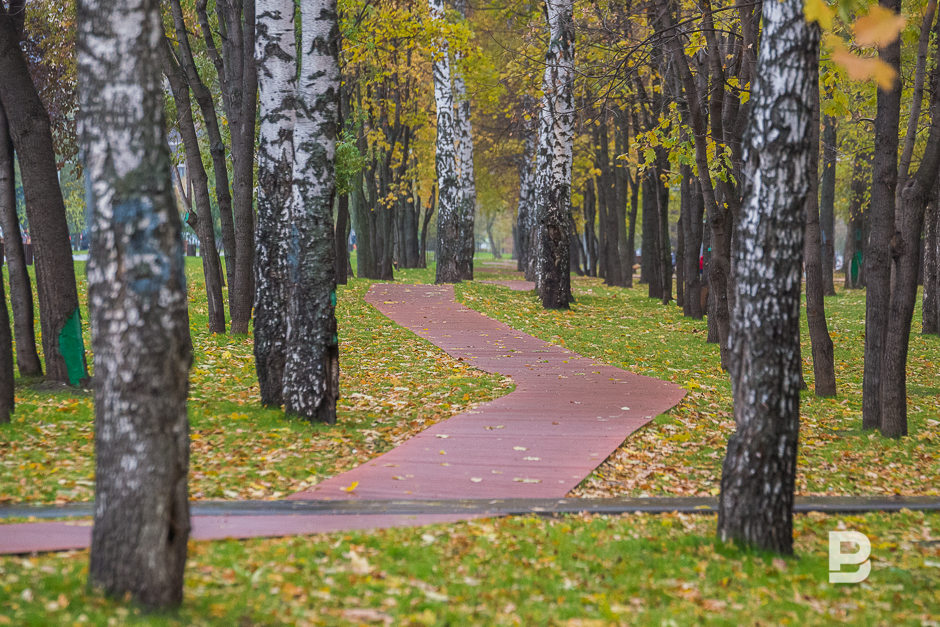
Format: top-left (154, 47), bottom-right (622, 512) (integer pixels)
top-left (0, 12), bottom-right (87, 385)
top-left (253, 0), bottom-right (295, 407)
top-left (819, 114), bottom-right (837, 296)
top-left (880, 11), bottom-right (940, 437)
top-left (161, 40), bottom-right (227, 334)
top-left (431, 0), bottom-right (461, 284)
top-left (682, 169), bottom-right (705, 319)
top-left (282, 0), bottom-right (340, 423)
top-left (0, 245), bottom-right (13, 422)
top-left (212, 0), bottom-right (258, 334)
top-left (79, 0), bottom-right (192, 608)
top-left (453, 0), bottom-right (476, 280)
top-left (0, 100), bottom-right (41, 376)
top-left (535, 0), bottom-right (574, 309)
top-left (718, 0), bottom-right (816, 555)
top-left (862, 0), bottom-right (902, 432)
top-left (516, 101), bottom-right (536, 273)
top-left (168, 0), bottom-right (236, 290)
top-left (924, 199), bottom-right (939, 335)
top-left (804, 74), bottom-right (836, 397)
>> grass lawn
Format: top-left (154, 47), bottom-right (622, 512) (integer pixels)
top-left (0, 255), bottom-right (937, 623)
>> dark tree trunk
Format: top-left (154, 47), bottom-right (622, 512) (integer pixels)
top-left (819, 115), bottom-right (837, 295)
top-left (583, 179), bottom-right (598, 276)
top-left (880, 13), bottom-right (940, 437)
top-left (0, 101), bottom-right (41, 376)
top-left (844, 150), bottom-right (871, 289)
top-left (80, 0), bottom-right (192, 608)
top-left (683, 170), bottom-right (704, 319)
top-left (535, 0), bottom-right (574, 309)
top-left (253, 0), bottom-right (296, 406)
top-left (656, 151), bottom-right (672, 305)
top-left (162, 40), bottom-right (227, 334)
top-left (862, 0), bottom-right (902, 432)
top-left (676, 208), bottom-right (685, 308)
top-left (804, 73), bottom-right (836, 397)
top-left (419, 187), bottom-right (435, 268)
top-left (924, 199), bottom-right (939, 335)
top-left (168, 0), bottom-right (236, 289)
top-left (718, 0), bottom-right (817, 555)
top-left (0, 12), bottom-right (87, 385)
top-left (0, 248), bottom-right (14, 422)
top-left (625, 170), bottom-right (638, 287)
top-left (282, 0), bottom-right (341, 423)
top-left (335, 194), bottom-right (350, 283)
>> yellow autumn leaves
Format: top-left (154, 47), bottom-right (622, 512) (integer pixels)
top-left (805, 0), bottom-right (908, 89)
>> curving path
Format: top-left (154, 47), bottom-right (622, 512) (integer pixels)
top-left (0, 282), bottom-right (685, 554)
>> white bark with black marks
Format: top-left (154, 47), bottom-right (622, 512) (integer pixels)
top-left (535, 0), bottom-right (574, 309)
top-left (79, 0), bottom-right (192, 607)
top-left (282, 0), bottom-right (340, 422)
top-left (431, 0), bottom-right (461, 283)
top-left (717, 0), bottom-right (817, 554)
top-left (515, 101), bottom-right (536, 273)
top-left (453, 0), bottom-right (476, 280)
top-left (254, 0), bottom-right (296, 407)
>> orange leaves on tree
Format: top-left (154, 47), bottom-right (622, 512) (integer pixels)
top-left (853, 4), bottom-right (907, 47)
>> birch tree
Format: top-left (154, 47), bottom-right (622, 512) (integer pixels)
top-left (515, 97), bottom-right (536, 273)
top-left (535, 0), bottom-right (574, 309)
top-left (431, 0), bottom-right (461, 283)
top-left (717, 0), bottom-right (817, 554)
top-left (79, 0), bottom-right (192, 607)
top-left (281, 0), bottom-right (340, 422)
top-left (453, 0), bottom-right (476, 280)
top-left (254, 0), bottom-right (295, 407)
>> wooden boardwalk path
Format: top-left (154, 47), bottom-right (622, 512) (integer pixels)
top-left (0, 283), bottom-right (685, 554)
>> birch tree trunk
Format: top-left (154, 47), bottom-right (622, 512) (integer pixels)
top-left (79, 0), bottom-right (192, 607)
top-left (515, 100), bottom-right (536, 273)
top-left (717, 0), bottom-right (817, 554)
top-left (0, 12), bottom-right (88, 385)
top-left (453, 0), bottom-right (476, 280)
top-left (431, 0), bottom-right (461, 283)
top-left (282, 0), bottom-right (340, 422)
top-left (535, 0), bottom-right (574, 309)
top-left (254, 0), bottom-right (295, 407)
top-left (0, 100), bottom-right (41, 377)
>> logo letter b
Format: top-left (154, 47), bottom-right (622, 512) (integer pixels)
top-left (829, 531), bottom-right (871, 584)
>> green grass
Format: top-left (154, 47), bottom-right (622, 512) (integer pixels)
top-left (0, 511), bottom-right (937, 624)
top-left (455, 275), bottom-right (939, 498)
top-left (0, 258), bottom-right (511, 503)
top-left (0, 255), bottom-right (937, 624)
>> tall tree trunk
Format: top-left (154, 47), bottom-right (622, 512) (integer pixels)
top-left (881, 12), bottom-right (940, 437)
top-left (419, 186), bottom-right (435, 268)
top-left (220, 0), bottom-right (259, 335)
top-left (162, 40), bottom-right (227, 334)
top-left (819, 115), bottom-right (837, 295)
top-left (656, 150), bottom-right (672, 305)
top-left (583, 179), bottom-right (597, 276)
top-left (683, 170), bottom-right (704, 319)
top-left (804, 70), bottom-right (836, 397)
top-left (0, 239), bottom-right (13, 422)
top-left (80, 0), bottom-right (192, 607)
top-left (718, 0), bottom-right (816, 555)
top-left (253, 0), bottom-right (295, 406)
top-left (0, 101), bottom-right (41, 376)
top-left (453, 0), bottom-right (476, 280)
top-left (625, 171), bottom-right (638, 287)
top-left (430, 0), bottom-right (461, 284)
top-left (282, 0), bottom-right (340, 423)
top-left (516, 103), bottom-right (536, 273)
top-left (335, 194), bottom-right (350, 282)
top-left (0, 12), bottom-right (87, 385)
top-left (844, 150), bottom-right (870, 289)
top-left (168, 0), bottom-right (236, 289)
top-left (924, 199), bottom-right (939, 335)
top-left (862, 0), bottom-right (902, 432)
top-left (535, 0), bottom-right (574, 309)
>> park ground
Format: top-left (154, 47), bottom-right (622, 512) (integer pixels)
top-left (0, 257), bottom-right (938, 624)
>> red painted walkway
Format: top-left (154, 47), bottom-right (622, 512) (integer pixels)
top-left (0, 283), bottom-right (685, 554)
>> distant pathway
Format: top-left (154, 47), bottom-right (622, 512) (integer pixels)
top-left (0, 282), bottom-right (685, 554)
